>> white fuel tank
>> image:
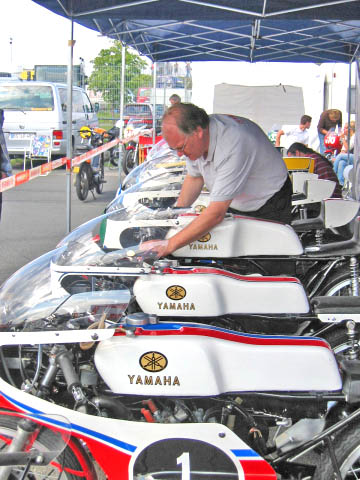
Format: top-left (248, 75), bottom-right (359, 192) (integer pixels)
top-left (170, 214), bottom-right (304, 257)
top-left (133, 267), bottom-right (310, 315)
top-left (94, 323), bottom-right (342, 396)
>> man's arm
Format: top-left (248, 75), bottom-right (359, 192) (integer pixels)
top-left (275, 130), bottom-right (284, 147)
top-left (176, 174), bottom-right (204, 207)
top-left (147, 199), bottom-right (232, 257)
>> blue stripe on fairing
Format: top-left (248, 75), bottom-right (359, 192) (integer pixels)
top-left (137, 322), bottom-right (323, 341)
top-left (0, 390), bottom-right (137, 453)
top-left (231, 449), bottom-right (261, 458)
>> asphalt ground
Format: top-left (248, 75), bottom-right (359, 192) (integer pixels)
top-left (0, 164), bottom-right (122, 286)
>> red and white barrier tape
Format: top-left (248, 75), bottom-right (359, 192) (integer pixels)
top-left (0, 138), bottom-right (121, 193)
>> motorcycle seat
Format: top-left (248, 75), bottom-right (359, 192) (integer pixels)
top-left (292, 216), bottom-right (324, 232)
top-left (312, 295), bottom-right (360, 314)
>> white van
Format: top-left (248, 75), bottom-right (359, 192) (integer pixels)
top-left (0, 81), bottom-right (98, 158)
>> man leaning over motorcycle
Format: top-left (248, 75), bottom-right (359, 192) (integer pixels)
top-left (142, 102), bottom-right (292, 258)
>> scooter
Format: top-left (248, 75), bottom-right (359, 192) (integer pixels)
top-left (1, 252), bottom-right (360, 479)
top-left (73, 126), bottom-right (107, 201)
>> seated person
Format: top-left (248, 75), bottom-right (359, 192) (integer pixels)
top-left (333, 121), bottom-right (355, 185)
top-left (287, 142), bottom-right (342, 199)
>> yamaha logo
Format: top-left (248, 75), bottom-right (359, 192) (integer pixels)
top-left (198, 233), bottom-right (211, 242)
top-left (194, 204), bottom-right (206, 213)
top-left (166, 285), bottom-right (186, 300)
top-left (140, 352), bottom-right (168, 372)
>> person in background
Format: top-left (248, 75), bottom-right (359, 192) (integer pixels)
top-left (275, 115), bottom-right (312, 150)
top-left (333, 121), bottom-right (355, 185)
top-left (142, 103), bottom-right (292, 258)
top-left (287, 142), bottom-right (342, 198)
top-left (0, 109), bottom-right (12, 221)
top-left (169, 94), bottom-right (181, 106)
top-left (317, 108), bottom-right (342, 155)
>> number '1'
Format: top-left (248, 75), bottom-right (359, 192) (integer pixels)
top-left (177, 452), bottom-right (190, 480)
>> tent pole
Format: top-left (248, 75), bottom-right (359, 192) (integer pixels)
top-left (66, 16), bottom-right (74, 233)
top-left (119, 42), bottom-right (125, 181)
top-left (153, 62), bottom-right (157, 143)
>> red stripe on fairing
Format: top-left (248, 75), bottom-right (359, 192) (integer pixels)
top-left (84, 437), bottom-right (131, 480)
top-left (240, 459), bottom-right (277, 479)
top-left (160, 267), bottom-right (301, 283)
top-left (131, 325), bottom-right (331, 350)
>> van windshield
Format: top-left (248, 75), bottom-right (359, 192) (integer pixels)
top-left (0, 85), bottom-right (54, 111)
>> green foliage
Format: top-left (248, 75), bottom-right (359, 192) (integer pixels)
top-left (89, 41), bottom-right (152, 106)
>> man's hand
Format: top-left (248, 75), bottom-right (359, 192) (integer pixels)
top-left (140, 199), bottom-right (232, 258)
top-left (139, 239), bottom-right (171, 258)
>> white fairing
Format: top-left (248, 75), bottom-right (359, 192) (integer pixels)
top-left (323, 199), bottom-right (360, 228)
top-left (292, 179), bottom-right (336, 205)
top-left (170, 215), bottom-right (304, 257)
top-left (133, 270), bottom-right (310, 315)
top-left (94, 325), bottom-right (342, 396)
top-left (291, 172), bottom-right (318, 194)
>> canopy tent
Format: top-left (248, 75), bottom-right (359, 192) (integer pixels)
top-left (32, 0), bottom-right (360, 63)
top-left (31, 0), bottom-right (360, 227)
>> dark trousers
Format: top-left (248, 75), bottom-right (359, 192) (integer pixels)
top-left (228, 176), bottom-right (293, 224)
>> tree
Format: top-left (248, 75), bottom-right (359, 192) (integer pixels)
top-left (88, 41), bottom-right (151, 107)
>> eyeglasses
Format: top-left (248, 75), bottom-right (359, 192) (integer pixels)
top-left (169, 136), bottom-right (189, 154)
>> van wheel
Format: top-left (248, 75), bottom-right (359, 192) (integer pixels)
top-left (76, 164), bottom-right (90, 201)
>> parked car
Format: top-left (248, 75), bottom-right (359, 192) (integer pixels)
top-left (0, 81), bottom-right (98, 158)
top-left (123, 103), bottom-right (165, 133)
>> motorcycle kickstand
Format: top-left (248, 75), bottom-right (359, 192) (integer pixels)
top-left (324, 435), bottom-right (343, 480)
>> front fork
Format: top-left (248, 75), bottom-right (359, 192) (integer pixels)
top-left (0, 418), bottom-right (39, 480)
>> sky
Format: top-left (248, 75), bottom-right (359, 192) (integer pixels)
top-left (1, 0), bottom-right (114, 75)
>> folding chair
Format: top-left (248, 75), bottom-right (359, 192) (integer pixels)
top-left (283, 156), bottom-right (315, 173)
top-left (23, 135), bottom-right (52, 170)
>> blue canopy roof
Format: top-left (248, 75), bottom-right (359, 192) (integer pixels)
top-left (32, 0), bottom-right (360, 63)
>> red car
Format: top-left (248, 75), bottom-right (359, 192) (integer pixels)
top-left (123, 103), bottom-right (165, 132)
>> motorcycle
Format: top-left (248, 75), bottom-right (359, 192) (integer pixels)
top-left (2, 207), bottom-right (358, 353)
top-left (324, 131), bottom-right (342, 161)
top-left (103, 193), bottom-right (360, 295)
top-left (73, 126), bottom-right (108, 201)
top-left (1, 237), bottom-right (360, 478)
top-left (122, 118), bottom-right (153, 176)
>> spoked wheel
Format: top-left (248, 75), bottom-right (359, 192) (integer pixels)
top-left (95, 154), bottom-right (105, 195)
top-left (320, 325), bottom-right (360, 356)
top-left (316, 265), bottom-right (359, 297)
top-left (75, 164), bottom-right (91, 201)
top-left (314, 423), bottom-right (360, 479)
top-left (0, 415), bottom-right (89, 479)
top-left (122, 148), bottom-right (138, 175)
top-left (109, 147), bottom-right (119, 167)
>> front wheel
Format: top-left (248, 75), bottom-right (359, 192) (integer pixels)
top-left (95, 154), bottom-right (105, 195)
top-left (75, 163), bottom-right (91, 201)
top-left (109, 147), bottom-right (119, 167)
top-left (0, 414), bottom-right (92, 479)
top-left (122, 147), bottom-right (138, 175)
top-left (314, 422), bottom-right (360, 479)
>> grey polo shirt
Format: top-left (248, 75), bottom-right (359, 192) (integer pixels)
top-left (186, 114), bottom-right (288, 212)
